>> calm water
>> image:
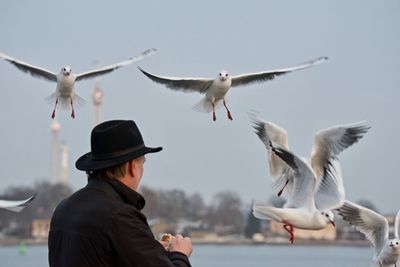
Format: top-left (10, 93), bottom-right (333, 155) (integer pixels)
top-left (0, 244), bottom-right (373, 267)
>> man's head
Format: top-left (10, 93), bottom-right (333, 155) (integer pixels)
top-left (75, 120), bottom-right (162, 186)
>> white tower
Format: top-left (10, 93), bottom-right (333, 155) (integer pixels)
top-left (92, 81), bottom-right (104, 126)
top-left (60, 141), bottom-right (69, 185)
top-left (50, 120), bottom-right (61, 185)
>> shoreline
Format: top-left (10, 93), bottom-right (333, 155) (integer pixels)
top-left (0, 238), bottom-right (370, 247)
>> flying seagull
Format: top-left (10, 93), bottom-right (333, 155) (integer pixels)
top-left (253, 143), bottom-right (342, 244)
top-left (0, 48), bottom-right (156, 119)
top-left (251, 118), bottom-right (370, 198)
top-left (251, 118), bottom-right (370, 243)
top-left (138, 56), bottom-right (327, 121)
top-left (337, 201), bottom-right (400, 267)
top-left (0, 194), bottom-right (36, 212)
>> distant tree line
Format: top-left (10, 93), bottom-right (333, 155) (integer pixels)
top-left (0, 180), bottom-right (380, 239)
top-left (0, 181), bottom-right (250, 238)
top-left (140, 186), bottom-right (246, 235)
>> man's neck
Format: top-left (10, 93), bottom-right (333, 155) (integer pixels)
top-left (118, 175), bottom-right (139, 191)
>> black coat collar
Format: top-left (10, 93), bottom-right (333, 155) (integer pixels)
top-left (87, 177), bottom-right (146, 210)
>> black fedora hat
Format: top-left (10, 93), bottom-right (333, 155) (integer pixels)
top-left (76, 120), bottom-right (162, 171)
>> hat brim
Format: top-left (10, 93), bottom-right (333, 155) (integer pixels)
top-left (75, 146), bottom-right (162, 171)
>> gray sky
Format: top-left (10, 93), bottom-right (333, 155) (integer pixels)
top-left (0, 1), bottom-right (399, 213)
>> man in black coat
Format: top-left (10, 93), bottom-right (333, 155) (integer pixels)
top-left (48, 120), bottom-right (193, 267)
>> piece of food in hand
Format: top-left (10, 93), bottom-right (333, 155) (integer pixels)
top-left (160, 233), bottom-right (173, 250)
top-left (161, 233), bottom-right (173, 242)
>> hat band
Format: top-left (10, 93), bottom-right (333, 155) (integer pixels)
top-left (91, 144), bottom-right (145, 160)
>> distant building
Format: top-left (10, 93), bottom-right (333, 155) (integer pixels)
top-left (31, 219), bottom-right (50, 240)
top-left (60, 141), bottom-right (69, 185)
top-left (50, 120), bottom-right (61, 184)
top-left (92, 82), bottom-right (103, 126)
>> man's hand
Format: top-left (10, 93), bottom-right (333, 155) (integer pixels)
top-left (169, 234), bottom-right (193, 257)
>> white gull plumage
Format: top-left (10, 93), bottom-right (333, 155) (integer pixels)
top-left (0, 194), bottom-right (36, 212)
top-left (337, 202), bottom-right (400, 267)
top-left (0, 48), bottom-right (156, 119)
top-left (251, 118), bottom-right (370, 243)
top-left (138, 56), bottom-right (327, 121)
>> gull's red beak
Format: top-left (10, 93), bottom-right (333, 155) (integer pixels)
top-left (330, 220), bottom-right (335, 227)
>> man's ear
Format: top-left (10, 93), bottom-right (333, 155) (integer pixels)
top-left (128, 159), bottom-right (136, 177)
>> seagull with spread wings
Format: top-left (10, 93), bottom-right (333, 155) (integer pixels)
top-left (253, 143), bottom-right (342, 244)
top-left (252, 118), bottom-right (370, 198)
top-left (337, 202), bottom-right (400, 267)
top-left (139, 56), bottom-right (327, 121)
top-left (0, 48), bottom-right (156, 119)
top-left (251, 118), bottom-right (370, 243)
top-left (0, 194), bottom-right (36, 212)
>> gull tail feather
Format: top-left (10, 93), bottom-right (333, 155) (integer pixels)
top-left (192, 98), bottom-right (223, 113)
top-left (253, 204), bottom-right (282, 222)
top-left (72, 94), bottom-right (87, 109)
top-left (45, 93), bottom-right (87, 110)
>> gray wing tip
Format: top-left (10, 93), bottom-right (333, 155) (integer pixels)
top-left (18, 193), bottom-right (37, 207)
top-left (336, 201), bottom-right (354, 218)
top-left (346, 122), bottom-right (371, 139)
top-left (247, 111), bottom-right (264, 129)
top-left (146, 47), bottom-right (157, 52)
top-left (137, 66), bottom-right (150, 76)
top-left (137, 67), bottom-right (166, 85)
top-left (311, 56), bottom-right (329, 64)
top-left (249, 115), bottom-right (269, 142)
top-left (139, 47), bottom-right (157, 53)
top-left (354, 124), bottom-right (371, 134)
top-left (250, 118), bottom-right (263, 132)
top-left (27, 193), bottom-right (37, 203)
top-left (336, 201), bottom-right (359, 216)
top-left (142, 48), bottom-right (157, 56)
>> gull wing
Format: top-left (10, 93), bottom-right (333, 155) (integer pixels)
top-left (270, 142), bottom-right (317, 211)
top-left (230, 56), bottom-right (327, 87)
top-left (337, 201), bottom-right (388, 256)
top-left (251, 117), bottom-right (291, 182)
top-left (75, 48), bottom-right (157, 81)
top-left (0, 53), bottom-right (57, 82)
top-left (138, 67), bottom-right (214, 94)
top-left (395, 209), bottom-right (400, 239)
top-left (314, 159), bottom-right (345, 210)
top-left (0, 194), bottom-right (36, 212)
top-left (311, 121), bottom-right (370, 179)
